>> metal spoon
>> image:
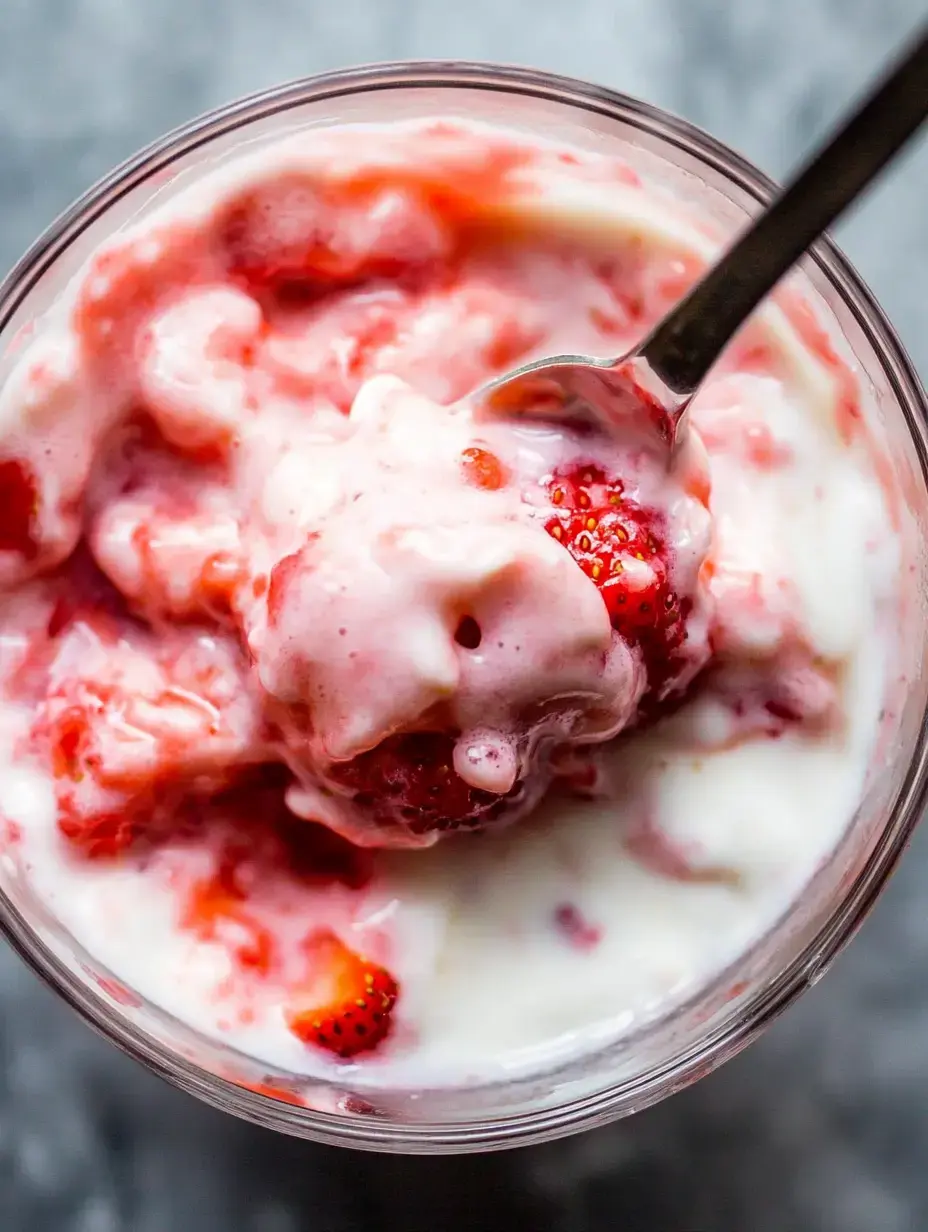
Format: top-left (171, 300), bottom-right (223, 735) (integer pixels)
top-left (480, 23), bottom-right (928, 446)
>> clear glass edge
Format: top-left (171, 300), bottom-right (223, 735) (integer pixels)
top-left (0, 59), bottom-right (926, 1153)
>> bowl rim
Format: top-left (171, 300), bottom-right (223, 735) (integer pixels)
top-left (1, 57), bottom-right (927, 1154)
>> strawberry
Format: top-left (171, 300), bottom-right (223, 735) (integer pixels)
top-left (324, 731), bottom-right (537, 840)
top-left (0, 458), bottom-right (39, 559)
top-left (57, 796), bottom-right (138, 860)
top-left (285, 930), bottom-right (398, 1058)
top-left (543, 465), bottom-right (690, 698)
top-left (34, 625), bottom-right (263, 858)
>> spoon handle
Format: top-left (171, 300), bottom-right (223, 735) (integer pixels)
top-left (638, 22), bottom-right (928, 400)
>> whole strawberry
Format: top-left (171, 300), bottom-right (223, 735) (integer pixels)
top-left (543, 465), bottom-right (691, 700)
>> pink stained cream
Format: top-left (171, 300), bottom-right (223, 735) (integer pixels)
top-left (0, 119), bottom-right (901, 1087)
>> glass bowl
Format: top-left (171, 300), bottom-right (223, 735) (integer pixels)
top-left (1, 61), bottom-right (926, 1154)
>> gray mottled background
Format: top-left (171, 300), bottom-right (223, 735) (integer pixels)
top-left (1, 1), bottom-right (928, 1229)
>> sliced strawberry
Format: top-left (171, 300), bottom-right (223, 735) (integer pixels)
top-left (543, 465), bottom-right (690, 699)
top-left (45, 685), bottom-right (152, 858)
top-left (324, 731), bottom-right (537, 840)
top-left (285, 930), bottom-right (398, 1058)
top-left (34, 626), bottom-right (264, 858)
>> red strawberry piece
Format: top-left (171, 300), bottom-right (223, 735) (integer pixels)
top-left (0, 458), bottom-right (39, 559)
top-left (285, 930), bottom-right (398, 1058)
top-left (57, 800), bottom-right (136, 859)
top-left (325, 731), bottom-right (539, 840)
top-left (543, 465), bottom-right (690, 698)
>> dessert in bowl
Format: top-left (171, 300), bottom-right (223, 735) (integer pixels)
top-left (0, 64), bottom-right (925, 1151)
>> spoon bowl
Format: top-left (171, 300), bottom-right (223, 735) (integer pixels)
top-left (480, 23), bottom-right (928, 450)
top-left (480, 352), bottom-right (686, 447)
